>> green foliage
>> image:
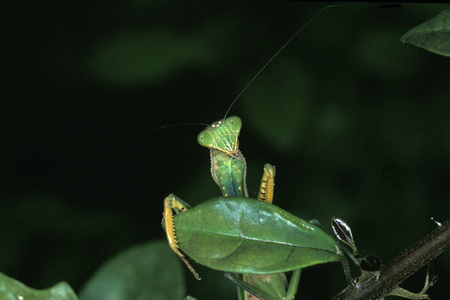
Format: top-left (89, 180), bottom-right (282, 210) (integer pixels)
top-left (0, 273), bottom-right (77, 300)
top-left (86, 29), bottom-right (217, 88)
top-left (242, 57), bottom-right (312, 154)
top-left (401, 9), bottom-right (450, 57)
top-left (79, 241), bottom-right (185, 300)
top-left (174, 197), bottom-right (341, 273)
top-left (4, 2), bottom-right (450, 300)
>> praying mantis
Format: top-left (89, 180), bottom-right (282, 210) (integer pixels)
top-left (163, 116), bottom-right (343, 299)
top-left (161, 6), bottom-right (347, 300)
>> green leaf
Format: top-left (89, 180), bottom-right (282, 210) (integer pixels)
top-left (0, 272), bottom-right (77, 300)
top-left (242, 57), bottom-right (311, 154)
top-left (79, 240), bottom-right (185, 300)
top-left (401, 9), bottom-right (450, 57)
top-left (85, 29), bottom-right (216, 88)
top-left (174, 196), bottom-right (340, 274)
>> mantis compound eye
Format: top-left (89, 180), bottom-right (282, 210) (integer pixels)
top-left (226, 116), bottom-right (242, 133)
top-left (197, 130), bottom-right (215, 148)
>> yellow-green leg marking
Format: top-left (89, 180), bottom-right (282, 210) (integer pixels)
top-left (163, 195), bottom-right (201, 280)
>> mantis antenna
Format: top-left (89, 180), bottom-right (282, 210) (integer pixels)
top-left (111, 5), bottom-right (340, 157)
top-left (223, 4), bottom-right (341, 119)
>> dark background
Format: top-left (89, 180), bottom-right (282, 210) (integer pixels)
top-left (2, 1), bottom-right (450, 299)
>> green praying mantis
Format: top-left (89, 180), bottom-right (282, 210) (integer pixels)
top-left (161, 6), bottom-right (348, 300)
top-left (163, 116), bottom-right (343, 300)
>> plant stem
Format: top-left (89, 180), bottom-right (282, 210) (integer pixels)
top-left (332, 219), bottom-right (450, 300)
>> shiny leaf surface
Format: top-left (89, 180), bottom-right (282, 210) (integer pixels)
top-left (174, 197), bottom-right (341, 274)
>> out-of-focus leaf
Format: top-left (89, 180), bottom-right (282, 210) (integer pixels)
top-left (79, 240), bottom-right (185, 300)
top-left (242, 57), bottom-right (311, 154)
top-left (86, 29), bottom-right (216, 88)
top-left (401, 9), bottom-right (450, 57)
top-left (0, 272), bottom-right (77, 300)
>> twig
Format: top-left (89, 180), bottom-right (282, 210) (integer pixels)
top-left (332, 219), bottom-right (450, 300)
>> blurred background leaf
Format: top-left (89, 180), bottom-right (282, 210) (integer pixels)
top-left (0, 272), bottom-right (77, 300)
top-left (79, 240), bottom-right (185, 300)
top-left (86, 29), bottom-right (218, 89)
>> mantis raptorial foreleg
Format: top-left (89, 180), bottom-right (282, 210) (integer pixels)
top-left (257, 163), bottom-right (275, 204)
top-left (163, 195), bottom-right (200, 280)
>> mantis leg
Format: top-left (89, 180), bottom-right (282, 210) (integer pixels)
top-left (236, 163), bottom-right (294, 300)
top-left (249, 163), bottom-right (302, 300)
top-left (257, 164), bottom-right (276, 203)
top-left (163, 195), bottom-right (201, 280)
top-left (225, 273), bottom-right (278, 300)
top-left (232, 270), bottom-right (300, 300)
top-left (285, 269), bottom-right (301, 300)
